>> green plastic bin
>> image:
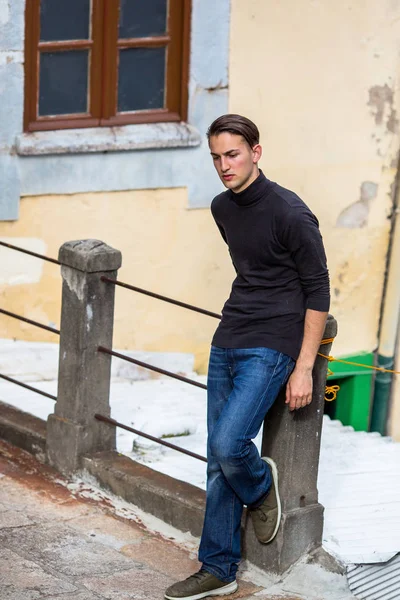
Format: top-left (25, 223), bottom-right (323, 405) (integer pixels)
top-left (325, 351), bottom-right (374, 432)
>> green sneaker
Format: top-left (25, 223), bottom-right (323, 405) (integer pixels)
top-left (249, 457), bottom-right (281, 544)
top-left (164, 569), bottom-right (238, 600)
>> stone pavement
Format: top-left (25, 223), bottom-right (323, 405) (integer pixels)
top-left (0, 439), bottom-right (302, 600)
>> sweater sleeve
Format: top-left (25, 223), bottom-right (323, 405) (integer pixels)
top-left (211, 198), bottom-right (239, 274)
top-left (280, 205), bottom-right (330, 312)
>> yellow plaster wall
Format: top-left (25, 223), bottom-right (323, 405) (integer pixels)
top-left (229, 0), bottom-right (400, 357)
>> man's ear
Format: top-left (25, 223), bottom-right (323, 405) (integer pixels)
top-left (252, 144), bottom-right (262, 163)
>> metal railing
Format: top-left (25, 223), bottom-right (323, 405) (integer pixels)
top-left (0, 373), bottom-right (57, 401)
top-left (101, 275), bottom-right (221, 320)
top-left (97, 346), bottom-right (207, 390)
top-left (0, 273), bottom-right (60, 401)
top-left (94, 414), bottom-right (207, 463)
top-left (0, 308), bottom-right (60, 335)
top-left (1, 240), bottom-right (214, 462)
top-left (0, 240), bottom-right (60, 265)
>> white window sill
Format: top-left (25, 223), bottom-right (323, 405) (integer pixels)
top-left (16, 122), bottom-right (202, 156)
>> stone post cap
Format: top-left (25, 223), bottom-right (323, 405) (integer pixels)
top-left (59, 240), bottom-right (122, 273)
top-left (323, 314), bottom-right (338, 340)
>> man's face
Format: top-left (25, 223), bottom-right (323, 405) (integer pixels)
top-left (209, 132), bottom-right (262, 193)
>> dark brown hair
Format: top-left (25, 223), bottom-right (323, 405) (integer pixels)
top-left (207, 114), bottom-right (260, 148)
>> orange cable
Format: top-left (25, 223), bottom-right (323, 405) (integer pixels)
top-left (325, 385), bottom-right (340, 402)
top-left (318, 336), bottom-right (399, 402)
top-left (320, 338), bottom-right (399, 374)
top-left (318, 353), bottom-right (400, 375)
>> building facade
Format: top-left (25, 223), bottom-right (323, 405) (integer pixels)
top-left (1, 0), bottom-right (400, 438)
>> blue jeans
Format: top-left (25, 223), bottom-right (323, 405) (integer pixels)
top-left (198, 346), bottom-right (295, 582)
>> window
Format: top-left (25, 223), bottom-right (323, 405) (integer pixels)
top-left (24, 0), bottom-right (190, 132)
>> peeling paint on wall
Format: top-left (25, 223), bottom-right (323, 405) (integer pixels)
top-left (387, 106), bottom-right (399, 134)
top-left (336, 182), bottom-right (378, 228)
top-left (0, 51), bottom-right (22, 66)
top-left (368, 84), bottom-right (398, 133)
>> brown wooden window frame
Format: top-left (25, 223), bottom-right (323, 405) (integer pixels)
top-left (24, 0), bottom-right (191, 132)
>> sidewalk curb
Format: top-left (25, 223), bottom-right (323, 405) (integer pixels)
top-left (82, 451), bottom-right (206, 538)
top-left (0, 401), bottom-right (46, 461)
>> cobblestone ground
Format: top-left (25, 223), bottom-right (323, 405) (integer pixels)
top-left (0, 440), bottom-right (303, 600)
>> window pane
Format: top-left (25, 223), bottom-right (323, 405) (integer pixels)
top-left (40, 0), bottom-right (91, 41)
top-left (118, 47), bottom-right (166, 112)
top-left (39, 51), bottom-right (89, 116)
top-left (119, 0), bottom-right (168, 38)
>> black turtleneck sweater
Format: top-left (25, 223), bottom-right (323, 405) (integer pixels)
top-left (211, 171), bottom-right (330, 360)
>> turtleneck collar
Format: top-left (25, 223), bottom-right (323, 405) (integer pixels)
top-left (227, 169), bottom-right (273, 207)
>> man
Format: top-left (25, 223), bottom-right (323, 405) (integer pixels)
top-left (165, 114), bottom-right (330, 600)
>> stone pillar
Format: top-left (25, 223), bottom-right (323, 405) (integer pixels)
top-left (243, 314), bottom-right (338, 573)
top-left (46, 240), bottom-right (122, 475)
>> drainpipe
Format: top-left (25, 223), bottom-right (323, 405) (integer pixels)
top-left (370, 178), bottom-right (400, 434)
top-left (388, 315), bottom-right (400, 439)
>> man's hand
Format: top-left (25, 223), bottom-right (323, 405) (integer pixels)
top-left (285, 308), bottom-right (328, 411)
top-left (285, 366), bottom-right (313, 411)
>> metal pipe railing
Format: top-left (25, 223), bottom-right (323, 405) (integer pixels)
top-left (0, 373), bottom-right (57, 401)
top-left (0, 241), bottom-right (60, 265)
top-left (2, 240), bottom-right (210, 464)
top-left (97, 346), bottom-right (207, 390)
top-left (95, 413), bottom-right (207, 462)
top-left (0, 309), bottom-right (60, 335)
top-left (101, 276), bottom-right (221, 320)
